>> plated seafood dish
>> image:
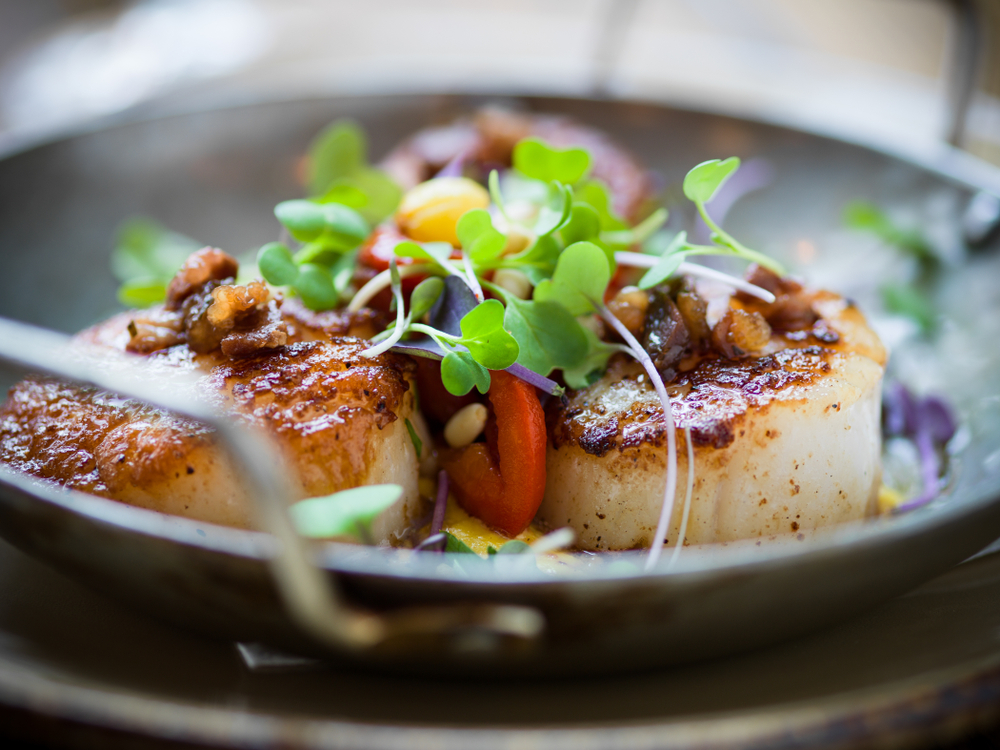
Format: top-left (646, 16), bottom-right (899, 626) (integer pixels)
top-left (0, 107), bottom-right (952, 570)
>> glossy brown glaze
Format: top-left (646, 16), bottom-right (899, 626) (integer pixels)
top-left (550, 347), bottom-right (836, 457)
top-left (550, 282), bottom-right (886, 459)
top-left (0, 377), bottom-right (213, 496)
top-left (0, 289), bottom-right (419, 530)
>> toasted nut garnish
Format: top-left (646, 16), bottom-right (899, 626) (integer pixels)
top-left (608, 287), bottom-right (649, 335)
top-left (444, 403), bottom-right (489, 448)
top-left (494, 269), bottom-right (532, 300)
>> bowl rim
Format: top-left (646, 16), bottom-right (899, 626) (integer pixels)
top-left (1, 89), bottom-right (999, 587)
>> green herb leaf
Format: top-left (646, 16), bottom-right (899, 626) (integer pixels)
top-left (683, 157), bottom-right (740, 204)
top-left (275, 200), bottom-right (327, 242)
top-left (558, 202), bottom-right (602, 246)
top-left (488, 169), bottom-right (509, 222)
top-left (409, 277), bottom-right (445, 320)
top-left (456, 209), bottom-right (506, 263)
top-left (290, 484), bottom-right (403, 540)
top-left (601, 207), bottom-right (669, 247)
top-left (638, 231), bottom-right (690, 289)
top-left (575, 180), bottom-right (628, 232)
top-left (257, 242), bottom-right (299, 286)
top-left (307, 120), bottom-right (367, 196)
top-left (292, 243), bottom-right (338, 267)
top-left (404, 418), bottom-right (423, 458)
top-left (275, 200), bottom-right (369, 250)
top-left (880, 282), bottom-right (937, 334)
top-left (513, 137), bottom-right (591, 185)
top-left (110, 217), bottom-right (200, 298)
top-left (294, 263), bottom-right (338, 310)
top-left (318, 168), bottom-right (402, 226)
top-left (118, 277), bottom-right (168, 309)
top-left (533, 241), bottom-right (611, 316)
top-left (319, 203), bottom-right (371, 250)
top-left (331, 247), bottom-right (360, 300)
top-left (443, 531), bottom-right (478, 555)
top-left (395, 241), bottom-right (456, 272)
top-left (457, 299), bottom-right (519, 370)
top-left (441, 350), bottom-right (491, 396)
top-left (844, 201), bottom-right (937, 263)
top-left (562, 325), bottom-right (617, 389)
top-left (502, 297), bottom-right (588, 376)
top-left (535, 181), bottom-right (574, 237)
top-left (508, 234), bottom-right (561, 284)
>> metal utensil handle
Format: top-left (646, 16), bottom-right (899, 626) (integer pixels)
top-left (0, 316), bottom-right (543, 653)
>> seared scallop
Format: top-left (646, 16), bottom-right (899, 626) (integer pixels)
top-left (540, 274), bottom-right (888, 550)
top-left (0, 249), bottom-right (427, 542)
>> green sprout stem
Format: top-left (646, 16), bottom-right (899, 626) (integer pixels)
top-left (409, 323), bottom-right (460, 350)
top-left (348, 263), bottom-right (434, 312)
top-left (361, 259), bottom-right (407, 358)
top-left (461, 252), bottom-right (484, 301)
top-left (696, 202), bottom-right (784, 275)
top-left (614, 251), bottom-right (776, 302)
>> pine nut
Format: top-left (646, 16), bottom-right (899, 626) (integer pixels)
top-left (494, 269), bottom-right (532, 300)
top-left (444, 403), bottom-right (489, 448)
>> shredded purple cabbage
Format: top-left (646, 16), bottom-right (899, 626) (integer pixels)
top-left (431, 469), bottom-right (449, 535)
top-left (883, 382), bottom-right (957, 511)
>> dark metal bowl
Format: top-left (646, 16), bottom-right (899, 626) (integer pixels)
top-left (1, 94), bottom-right (999, 676)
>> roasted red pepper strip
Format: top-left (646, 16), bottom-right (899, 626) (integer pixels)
top-left (441, 370), bottom-right (546, 537)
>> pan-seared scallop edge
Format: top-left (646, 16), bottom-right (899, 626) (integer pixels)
top-left (539, 292), bottom-right (887, 550)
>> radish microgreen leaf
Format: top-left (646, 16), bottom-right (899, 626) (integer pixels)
top-left (533, 241), bottom-right (611, 316)
top-left (441, 351), bottom-right (491, 396)
top-left (290, 484), bottom-right (403, 541)
top-left (683, 157), bottom-right (740, 204)
top-left (457, 299), bottom-right (519, 370)
top-left (257, 242), bottom-right (299, 286)
top-left (456, 209), bottom-right (506, 263)
top-left (513, 137), bottom-right (591, 185)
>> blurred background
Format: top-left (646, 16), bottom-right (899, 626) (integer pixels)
top-left (0, 0), bottom-right (998, 166)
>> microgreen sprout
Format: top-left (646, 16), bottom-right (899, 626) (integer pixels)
top-left (112, 218), bottom-right (202, 307)
top-left (307, 119), bottom-right (403, 225)
top-left (653, 158), bottom-right (786, 276)
top-left (361, 258), bottom-right (406, 358)
top-left (258, 199), bottom-right (372, 308)
top-left (290, 484), bottom-right (403, 543)
top-left (615, 248), bottom-right (776, 303)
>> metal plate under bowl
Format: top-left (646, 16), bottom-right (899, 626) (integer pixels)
top-left (0, 94), bottom-right (999, 676)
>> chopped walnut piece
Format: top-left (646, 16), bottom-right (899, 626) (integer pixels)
top-left (712, 308), bottom-right (772, 358)
top-left (182, 281), bottom-right (229, 354)
top-left (220, 301), bottom-right (288, 358)
top-left (737, 264), bottom-right (818, 331)
top-left (208, 281), bottom-right (270, 330)
top-left (165, 248), bottom-right (239, 310)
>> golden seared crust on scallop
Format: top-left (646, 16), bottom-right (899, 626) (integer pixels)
top-left (0, 249), bottom-right (427, 540)
top-left (539, 279), bottom-right (887, 550)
